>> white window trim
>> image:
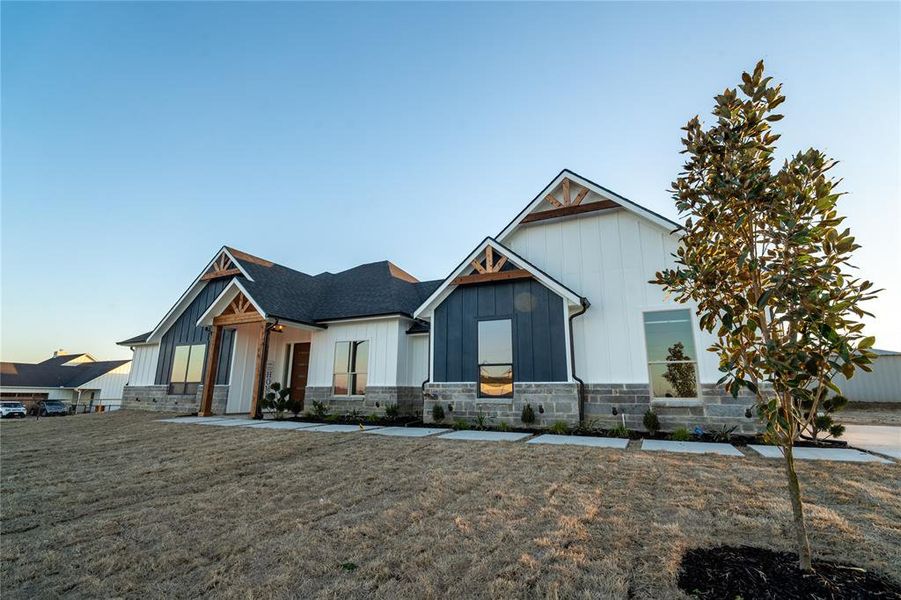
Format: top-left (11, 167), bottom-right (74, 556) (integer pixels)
top-left (640, 306), bottom-right (702, 404)
top-left (332, 339), bottom-right (370, 398)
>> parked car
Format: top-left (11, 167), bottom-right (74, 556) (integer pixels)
top-left (0, 401), bottom-right (27, 419)
top-left (31, 400), bottom-right (69, 417)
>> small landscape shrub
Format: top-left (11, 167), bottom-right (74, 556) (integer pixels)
top-left (706, 425), bottom-right (737, 442)
top-left (521, 403), bottom-right (536, 425)
top-left (325, 414), bottom-right (341, 423)
top-left (311, 400), bottom-right (329, 419)
top-left (804, 394), bottom-right (848, 441)
top-left (385, 403), bottom-right (400, 419)
top-left (574, 419), bottom-right (601, 435)
top-left (549, 420), bottom-right (569, 435)
top-left (643, 409), bottom-right (660, 435)
top-left (671, 427), bottom-right (692, 441)
top-left (431, 403), bottom-right (445, 422)
top-left (474, 411), bottom-right (491, 431)
top-left (497, 421), bottom-right (511, 432)
top-left (610, 423), bottom-right (630, 438)
top-left (452, 418), bottom-right (469, 430)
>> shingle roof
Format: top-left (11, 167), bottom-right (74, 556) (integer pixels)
top-left (0, 358), bottom-right (130, 389)
top-left (117, 332), bottom-right (153, 345)
top-left (120, 249), bottom-right (443, 342)
top-left (234, 257), bottom-right (441, 325)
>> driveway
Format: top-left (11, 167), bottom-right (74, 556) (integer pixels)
top-left (843, 424), bottom-right (901, 459)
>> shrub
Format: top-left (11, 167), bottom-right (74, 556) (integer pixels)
top-left (263, 382), bottom-right (291, 420)
top-left (311, 400), bottom-right (329, 419)
top-left (497, 421), bottom-right (511, 432)
top-left (610, 423), bottom-right (630, 438)
top-left (452, 418), bottom-right (469, 430)
top-left (474, 411), bottom-right (491, 431)
top-left (803, 394), bottom-right (848, 441)
top-left (521, 403), bottom-right (536, 425)
top-left (671, 427), bottom-right (692, 441)
top-left (385, 403), bottom-right (400, 419)
top-left (574, 419), bottom-right (601, 435)
top-left (706, 425), bottom-right (737, 442)
top-left (431, 403), bottom-right (445, 422)
top-left (549, 420), bottom-right (569, 435)
top-left (643, 409), bottom-right (660, 435)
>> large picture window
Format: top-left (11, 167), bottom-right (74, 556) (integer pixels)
top-left (643, 309), bottom-right (698, 399)
top-left (333, 340), bottom-right (368, 396)
top-left (169, 344), bottom-right (207, 395)
top-left (478, 319), bottom-right (513, 398)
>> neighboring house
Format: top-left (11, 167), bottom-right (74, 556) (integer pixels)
top-left (118, 169), bottom-right (761, 432)
top-left (0, 352), bottom-right (131, 412)
top-left (833, 348), bottom-right (901, 404)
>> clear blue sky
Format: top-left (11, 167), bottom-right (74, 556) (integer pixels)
top-left (2, 1), bottom-right (899, 362)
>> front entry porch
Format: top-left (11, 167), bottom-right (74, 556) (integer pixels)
top-left (197, 291), bottom-right (317, 418)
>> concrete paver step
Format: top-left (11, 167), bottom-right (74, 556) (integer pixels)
top-left (749, 445), bottom-right (891, 463)
top-left (641, 439), bottom-right (744, 456)
top-left (437, 430), bottom-right (532, 442)
top-left (527, 434), bottom-right (628, 448)
top-left (363, 427), bottom-right (451, 437)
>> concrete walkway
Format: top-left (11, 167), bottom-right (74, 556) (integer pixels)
top-left (641, 439), bottom-right (744, 457)
top-left (748, 445), bottom-right (891, 463)
top-left (364, 427), bottom-right (451, 437)
top-left (437, 430), bottom-right (532, 442)
top-left (155, 417), bottom-right (898, 465)
top-left (527, 434), bottom-right (628, 449)
top-left (842, 424), bottom-right (901, 459)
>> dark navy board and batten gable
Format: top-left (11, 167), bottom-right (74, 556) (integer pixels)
top-left (432, 279), bottom-right (568, 383)
top-left (154, 278), bottom-right (236, 386)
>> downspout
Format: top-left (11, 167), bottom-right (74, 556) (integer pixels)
top-left (420, 327), bottom-right (431, 408)
top-left (568, 297), bottom-right (591, 423)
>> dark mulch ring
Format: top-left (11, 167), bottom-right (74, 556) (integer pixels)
top-left (678, 546), bottom-right (901, 599)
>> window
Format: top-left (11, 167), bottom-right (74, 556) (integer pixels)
top-left (169, 344), bottom-right (207, 395)
top-left (478, 319), bottom-right (513, 398)
top-left (333, 341), bottom-right (368, 396)
top-left (643, 309), bottom-right (698, 399)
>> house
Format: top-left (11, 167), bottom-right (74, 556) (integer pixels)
top-left (118, 170), bottom-right (759, 432)
top-left (0, 351), bottom-right (131, 412)
top-left (833, 348), bottom-right (901, 404)
top-left (118, 249), bottom-right (439, 417)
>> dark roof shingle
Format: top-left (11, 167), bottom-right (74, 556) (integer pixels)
top-left (0, 358), bottom-right (129, 389)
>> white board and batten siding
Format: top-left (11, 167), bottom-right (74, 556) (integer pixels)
top-left (126, 344), bottom-right (160, 387)
top-left (308, 316), bottom-right (425, 388)
top-left (80, 361), bottom-right (131, 399)
top-left (503, 208), bottom-right (721, 384)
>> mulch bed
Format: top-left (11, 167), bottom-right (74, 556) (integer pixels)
top-left (678, 546), bottom-right (901, 599)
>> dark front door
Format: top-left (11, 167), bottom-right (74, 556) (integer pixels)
top-left (289, 343), bottom-right (311, 410)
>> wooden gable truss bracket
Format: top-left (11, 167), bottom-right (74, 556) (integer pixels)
top-left (213, 292), bottom-right (263, 326)
top-left (454, 246), bottom-right (530, 286)
top-left (524, 177), bottom-right (619, 225)
top-left (201, 253), bottom-right (242, 281)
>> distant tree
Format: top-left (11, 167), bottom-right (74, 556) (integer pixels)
top-left (652, 61), bottom-right (879, 571)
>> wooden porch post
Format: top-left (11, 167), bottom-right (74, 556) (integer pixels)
top-left (249, 321), bottom-right (272, 419)
top-left (198, 325), bottom-right (223, 416)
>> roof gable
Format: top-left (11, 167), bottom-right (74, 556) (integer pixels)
top-left (414, 237), bottom-right (583, 319)
top-left (144, 247), bottom-right (256, 344)
top-left (496, 169), bottom-right (679, 242)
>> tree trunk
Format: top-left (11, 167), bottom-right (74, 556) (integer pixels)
top-left (783, 444), bottom-right (813, 571)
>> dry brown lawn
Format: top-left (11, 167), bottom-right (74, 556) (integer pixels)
top-left (1, 411), bottom-right (899, 599)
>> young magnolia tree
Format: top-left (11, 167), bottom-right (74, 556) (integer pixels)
top-left (653, 61), bottom-right (879, 571)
